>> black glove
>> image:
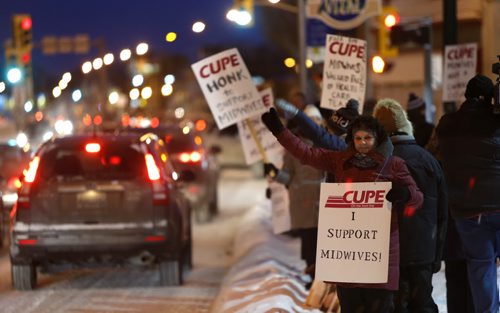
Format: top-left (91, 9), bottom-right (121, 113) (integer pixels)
top-left (261, 108), bottom-right (285, 136)
top-left (386, 185), bottom-right (410, 203)
top-left (265, 187), bottom-right (272, 199)
top-left (432, 260), bottom-right (442, 273)
top-left (263, 163), bottom-right (278, 177)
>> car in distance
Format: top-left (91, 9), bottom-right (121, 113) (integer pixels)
top-left (10, 133), bottom-right (192, 290)
top-left (0, 143), bottom-right (31, 247)
top-left (122, 125), bottom-right (221, 223)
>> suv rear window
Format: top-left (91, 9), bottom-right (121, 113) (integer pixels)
top-left (38, 142), bottom-right (146, 180)
top-left (164, 134), bottom-right (198, 153)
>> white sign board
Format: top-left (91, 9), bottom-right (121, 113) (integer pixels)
top-left (237, 88), bottom-right (282, 165)
top-left (269, 181), bottom-right (291, 234)
top-left (321, 35), bottom-right (367, 112)
top-left (315, 182), bottom-right (392, 283)
top-left (442, 43), bottom-right (477, 103)
top-left (191, 48), bottom-right (267, 129)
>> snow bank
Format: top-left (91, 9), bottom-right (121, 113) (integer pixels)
top-left (210, 202), bottom-right (321, 313)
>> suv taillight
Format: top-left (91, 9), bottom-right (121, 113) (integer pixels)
top-left (176, 150), bottom-right (203, 163)
top-left (144, 153), bottom-right (168, 205)
top-left (18, 156), bottom-right (40, 209)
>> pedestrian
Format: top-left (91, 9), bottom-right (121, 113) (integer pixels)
top-left (406, 93), bottom-right (435, 147)
top-left (373, 98), bottom-right (448, 313)
top-left (261, 110), bottom-right (423, 313)
top-left (436, 74), bottom-right (500, 313)
top-left (263, 105), bottom-right (326, 273)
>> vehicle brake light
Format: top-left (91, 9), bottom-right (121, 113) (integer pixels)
top-left (179, 151), bottom-right (202, 163)
top-left (24, 156), bottom-right (40, 183)
top-left (85, 143), bottom-right (101, 153)
top-left (145, 235), bottom-right (166, 242)
top-left (8, 176), bottom-right (22, 189)
top-left (18, 239), bottom-right (37, 245)
top-left (145, 154), bottom-right (160, 181)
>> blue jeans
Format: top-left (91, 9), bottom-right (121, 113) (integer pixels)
top-left (455, 213), bottom-right (500, 313)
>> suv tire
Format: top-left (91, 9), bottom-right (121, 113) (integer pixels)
top-left (159, 259), bottom-right (182, 286)
top-left (11, 263), bottom-right (37, 291)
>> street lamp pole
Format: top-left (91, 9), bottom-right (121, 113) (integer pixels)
top-left (228, 0), bottom-right (308, 99)
top-left (297, 0), bottom-right (308, 99)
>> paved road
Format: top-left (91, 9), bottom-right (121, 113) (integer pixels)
top-left (0, 167), bottom-right (262, 313)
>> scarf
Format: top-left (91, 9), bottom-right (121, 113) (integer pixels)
top-left (347, 152), bottom-right (379, 169)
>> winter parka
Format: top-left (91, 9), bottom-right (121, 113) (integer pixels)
top-left (276, 128), bottom-right (423, 290)
top-left (436, 98), bottom-right (500, 218)
top-left (390, 134), bottom-right (448, 266)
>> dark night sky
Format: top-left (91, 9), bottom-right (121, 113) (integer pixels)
top-left (1, 0), bottom-right (267, 79)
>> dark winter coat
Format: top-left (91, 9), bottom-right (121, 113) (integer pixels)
top-left (436, 98), bottom-right (500, 218)
top-left (390, 134), bottom-right (448, 266)
top-left (276, 128), bottom-right (423, 290)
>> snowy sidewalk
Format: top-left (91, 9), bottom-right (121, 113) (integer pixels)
top-left (210, 199), bottom-right (450, 313)
top-left (209, 202), bottom-right (321, 313)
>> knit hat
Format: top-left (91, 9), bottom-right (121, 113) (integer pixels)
top-left (407, 93), bottom-right (425, 111)
top-left (373, 98), bottom-right (414, 135)
top-left (329, 99), bottom-right (360, 134)
top-left (465, 74), bottom-right (494, 101)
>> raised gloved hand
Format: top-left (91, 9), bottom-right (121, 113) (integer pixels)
top-left (263, 163), bottom-right (278, 177)
top-left (386, 185), bottom-right (410, 203)
top-left (261, 108), bottom-right (285, 136)
top-left (275, 99), bottom-right (299, 119)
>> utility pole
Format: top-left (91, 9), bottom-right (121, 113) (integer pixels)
top-left (443, 0), bottom-right (457, 113)
top-left (297, 0), bottom-right (308, 100)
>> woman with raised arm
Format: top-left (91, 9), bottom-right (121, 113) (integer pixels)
top-left (261, 109), bottom-right (423, 313)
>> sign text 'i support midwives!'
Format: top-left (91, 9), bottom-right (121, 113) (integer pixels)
top-left (315, 182), bottom-right (392, 284)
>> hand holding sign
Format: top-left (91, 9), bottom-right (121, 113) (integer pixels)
top-left (261, 108), bottom-right (284, 136)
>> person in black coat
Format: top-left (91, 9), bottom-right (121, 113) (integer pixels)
top-left (406, 93), bottom-right (435, 147)
top-left (436, 74), bottom-right (500, 313)
top-left (373, 98), bottom-right (448, 313)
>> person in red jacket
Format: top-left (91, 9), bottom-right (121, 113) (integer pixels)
top-left (262, 110), bottom-right (423, 313)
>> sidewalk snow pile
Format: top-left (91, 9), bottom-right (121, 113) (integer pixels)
top-left (210, 201), bottom-right (321, 313)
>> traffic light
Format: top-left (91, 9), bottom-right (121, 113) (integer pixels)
top-left (11, 14), bottom-right (33, 80)
top-left (378, 6), bottom-right (399, 57)
top-left (239, 0), bottom-right (253, 14)
top-left (12, 14), bottom-right (33, 51)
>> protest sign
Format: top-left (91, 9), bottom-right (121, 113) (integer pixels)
top-left (315, 182), bottom-right (392, 283)
top-left (191, 48), bottom-right (267, 129)
top-left (442, 43), bottom-right (477, 103)
top-left (269, 181), bottom-right (291, 234)
top-left (237, 88), bottom-right (282, 165)
top-left (320, 34), bottom-right (366, 112)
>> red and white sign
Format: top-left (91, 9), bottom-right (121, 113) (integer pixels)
top-left (191, 48), bottom-right (268, 129)
top-left (237, 88), bottom-right (283, 165)
top-left (315, 182), bottom-right (392, 283)
top-left (442, 43), bottom-right (477, 103)
top-left (321, 34), bottom-right (366, 112)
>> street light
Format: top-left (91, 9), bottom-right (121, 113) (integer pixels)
top-left (7, 67), bottom-right (22, 84)
top-left (226, 0), bottom-right (307, 97)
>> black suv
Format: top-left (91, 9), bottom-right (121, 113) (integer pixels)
top-left (10, 133), bottom-right (192, 290)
